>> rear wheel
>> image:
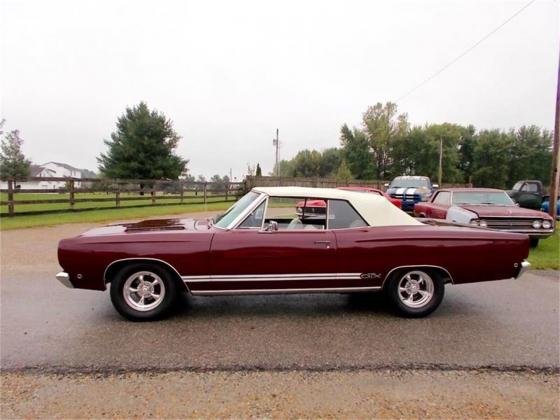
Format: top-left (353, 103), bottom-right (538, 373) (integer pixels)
top-left (386, 268), bottom-right (445, 318)
top-left (110, 263), bottom-right (179, 321)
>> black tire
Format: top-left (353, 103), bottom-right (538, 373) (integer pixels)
top-left (386, 268), bottom-right (445, 318)
top-left (109, 263), bottom-right (180, 321)
top-left (529, 238), bottom-right (540, 248)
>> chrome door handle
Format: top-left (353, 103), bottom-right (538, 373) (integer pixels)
top-left (314, 240), bottom-right (331, 248)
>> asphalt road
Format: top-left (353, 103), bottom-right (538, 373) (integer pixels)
top-left (1, 220), bottom-right (559, 372)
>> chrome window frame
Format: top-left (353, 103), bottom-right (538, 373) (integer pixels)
top-left (226, 192), bottom-right (268, 230)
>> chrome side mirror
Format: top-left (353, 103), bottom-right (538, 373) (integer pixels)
top-left (384, 183), bottom-right (389, 188)
top-left (265, 221), bottom-right (279, 231)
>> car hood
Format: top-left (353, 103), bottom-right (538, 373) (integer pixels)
top-left (459, 205), bottom-right (551, 219)
top-left (387, 186), bottom-right (430, 195)
top-left (79, 218), bottom-right (210, 237)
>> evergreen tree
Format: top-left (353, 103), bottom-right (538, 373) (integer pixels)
top-left (255, 163), bottom-right (262, 177)
top-left (0, 121), bottom-right (31, 180)
top-left (98, 102), bottom-right (187, 180)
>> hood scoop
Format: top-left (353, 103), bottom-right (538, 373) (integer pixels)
top-left (123, 218), bottom-right (187, 233)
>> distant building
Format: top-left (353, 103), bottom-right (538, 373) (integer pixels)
top-left (1, 162), bottom-right (84, 190)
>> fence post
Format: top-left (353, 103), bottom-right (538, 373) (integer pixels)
top-left (7, 178), bottom-right (14, 216)
top-left (115, 184), bottom-right (121, 208)
top-left (151, 188), bottom-right (156, 205)
top-left (203, 182), bottom-right (207, 204)
top-left (69, 179), bottom-right (75, 210)
top-left (180, 181), bottom-right (184, 204)
top-left (225, 182), bottom-right (229, 201)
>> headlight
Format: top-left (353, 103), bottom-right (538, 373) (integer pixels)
top-left (532, 220), bottom-right (542, 229)
top-left (479, 220), bottom-right (487, 228)
top-left (542, 220), bottom-right (552, 229)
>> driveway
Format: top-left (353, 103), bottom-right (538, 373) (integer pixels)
top-left (1, 218), bottom-right (558, 372)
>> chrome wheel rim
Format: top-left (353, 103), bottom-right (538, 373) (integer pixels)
top-left (397, 270), bottom-right (434, 308)
top-left (123, 271), bottom-right (165, 312)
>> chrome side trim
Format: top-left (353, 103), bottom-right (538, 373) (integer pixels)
top-left (56, 271), bottom-right (74, 288)
top-left (515, 260), bottom-right (531, 279)
top-left (103, 257), bottom-right (190, 292)
top-left (182, 273), bottom-right (363, 283)
top-left (190, 286), bottom-right (381, 296)
top-left (382, 265), bottom-right (454, 287)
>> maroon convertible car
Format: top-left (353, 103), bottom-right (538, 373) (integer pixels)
top-left (57, 187), bottom-right (530, 321)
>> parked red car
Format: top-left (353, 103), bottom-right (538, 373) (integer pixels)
top-left (414, 188), bottom-right (554, 247)
top-left (57, 187), bottom-right (530, 321)
top-left (296, 186), bottom-right (401, 216)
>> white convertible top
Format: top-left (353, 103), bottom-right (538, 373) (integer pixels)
top-left (253, 186), bottom-right (422, 227)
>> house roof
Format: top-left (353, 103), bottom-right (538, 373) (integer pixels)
top-left (42, 161), bottom-right (81, 172)
top-left (29, 164), bottom-right (43, 177)
top-left (252, 186), bottom-right (421, 227)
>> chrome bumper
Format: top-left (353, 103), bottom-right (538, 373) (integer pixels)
top-left (56, 272), bottom-right (74, 288)
top-left (515, 261), bottom-right (531, 279)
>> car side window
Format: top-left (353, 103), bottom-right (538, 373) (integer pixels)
top-left (328, 200), bottom-right (367, 229)
top-left (521, 183), bottom-right (538, 193)
top-left (433, 191), bottom-right (450, 205)
top-left (237, 201), bottom-right (266, 229)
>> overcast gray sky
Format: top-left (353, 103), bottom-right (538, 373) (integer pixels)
top-left (1, 0), bottom-right (558, 179)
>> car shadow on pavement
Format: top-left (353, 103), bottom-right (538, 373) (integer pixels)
top-left (168, 291), bottom-right (398, 321)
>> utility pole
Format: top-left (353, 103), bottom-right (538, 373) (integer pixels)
top-left (273, 129), bottom-right (279, 177)
top-left (549, 46), bottom-right (560, 222)
top-left (438, 137), bottom-right (443, 186)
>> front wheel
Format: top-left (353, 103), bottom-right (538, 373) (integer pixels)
top-left (386, 269), bottom-right (445, 318)
top-left (110, 263), bottom-right (179, 321)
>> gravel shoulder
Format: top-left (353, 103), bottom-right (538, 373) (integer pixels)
top-left (2, 370), bottom-right (558, 418)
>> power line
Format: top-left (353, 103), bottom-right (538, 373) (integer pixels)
top-left (396, 0), bottom-right (537, 103)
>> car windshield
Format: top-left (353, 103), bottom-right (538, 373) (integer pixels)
top-left (214, 191), bottom-right (262, 229)
top-left (390, 177), bottom-right (429, 188)
top-left (452, 191), bottom-right (515, 206)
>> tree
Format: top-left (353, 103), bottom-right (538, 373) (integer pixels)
top-left (209, 174), bottom-right (229, 192)
top-left (97, 102), bottom-right (187, 180)
top-left (318, 148), bottom-right (342, 177)
top-left (362, 102), bottom-right (408, 180)
top-left (457, 125), bottom-right (476, 183)
top-left (471, 130), bottom-right (511, 188)
top-left (506, 126), bottom-right (552, 186)
top-left (255, 163), bottom-right (262, 177)
top-left (335, 159), bottom-right (353, 183)
top-left (291, 149), bottom-right (322, 177)
top-left (0, 120), bottom-right (31, 180)
top-left (340, 124), bottom-right (374, 179)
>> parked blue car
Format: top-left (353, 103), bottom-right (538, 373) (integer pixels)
top-left (385, 176), bottom-right (438, 212)
top-left (541, 196), bottom-right (560, 219)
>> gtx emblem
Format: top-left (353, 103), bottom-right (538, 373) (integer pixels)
top-left (360, 272), bottom-right (381, 280)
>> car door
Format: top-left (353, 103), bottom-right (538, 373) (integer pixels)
top-left (187, 197), bottom-right (341, 293)
top-left (430, 191), bottom-right (451, 219)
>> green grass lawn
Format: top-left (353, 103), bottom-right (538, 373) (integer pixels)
top-left (0, 201), bottom-right (234, 230)
top-left (528, 230), bottom-right (559, 270)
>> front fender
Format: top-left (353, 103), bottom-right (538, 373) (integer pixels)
top-left (446, 206), bottom-right (477, 224)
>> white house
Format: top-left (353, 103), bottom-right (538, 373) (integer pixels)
top-left (1, 162), bottom-right (83, 190)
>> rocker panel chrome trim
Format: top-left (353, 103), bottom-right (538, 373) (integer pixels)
top-left (190, 286), bottom-right (381, 296)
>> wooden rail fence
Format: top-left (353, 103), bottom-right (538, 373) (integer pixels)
top-left (1, 175), bottom-right (472, 217)
top-left (0, 177), bottom-right (245, 217)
